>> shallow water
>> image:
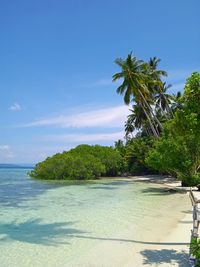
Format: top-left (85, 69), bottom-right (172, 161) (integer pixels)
top-left (0, 168), bottom-right (190, 267)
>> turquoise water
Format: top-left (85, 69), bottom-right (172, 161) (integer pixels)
top-left (0, 168), bottom-right (189, 267)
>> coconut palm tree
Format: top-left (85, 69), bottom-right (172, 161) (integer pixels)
top-left (127, 105), bottom-right (146, 129)
top-left (148, 57), bottom-right (168, 79)
top-left (113, 53), bottom-right (164, 138)
top-left (126, 104), bottom-right (159, 137)
top-left (171, 91), bottom-right (183, 112)
top-left (124, 118), bottom-right (135, 140)
top-left (155, 82), bottom-right (173, 117)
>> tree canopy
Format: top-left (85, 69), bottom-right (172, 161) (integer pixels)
top-left (29, 145), bottom-right (123, 180)
top-left (146, 72), bottom-right (200, 185)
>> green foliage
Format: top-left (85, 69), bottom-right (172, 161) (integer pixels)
top-left (146, 72), bottom-right (200, 186)
top-left (190, 238), bottom-right (200, 265)
top-left (30, 64), bottom-right (200, 184)
top-left (125, 136), bottom-right (156, 174)
top-left (113, 53), bottom-right (171, 138)
top-left (114, 140), bottom-right (126, 157)
top-left (29, 145), bottom-right (123, 180)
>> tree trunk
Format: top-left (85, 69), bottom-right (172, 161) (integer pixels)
top-left (137, 87), bottom-right (164, 131)
top-left (141, 105), bottom-right (159, 138)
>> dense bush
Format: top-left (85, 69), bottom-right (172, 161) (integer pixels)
top-left (190, 238), bottom-right (200, 266)
top-left (146, 73), bottom-right (200, 186)
top-left (29, 145), bottom-right (123, 180)
top-left (125, 136), bottom-right (157, 174)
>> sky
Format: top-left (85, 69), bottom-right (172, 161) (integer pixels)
top-left (0, 0), bottom-right (199, 164)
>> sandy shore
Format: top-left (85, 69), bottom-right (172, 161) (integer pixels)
top-left (125, 175), bottom-right (193, 267)
top-left (71, 175), bottom-right (193, 267)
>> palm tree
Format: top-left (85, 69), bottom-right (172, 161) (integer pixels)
top-left (155, 82), bottom-right (173, 117)
top-left (124, 118), bottom-right (135, 139)
top-left (127, 105), bottom-right (146, 129)
top-left (146, 57), bottom-right (170, 123)
top-left (171, 91), bottom-right (183, 112)
top-left (148, 57), bottom-right (167, 78)
top-left (113, 53), bottom-right (165, 138)
top-left (112, 54), bottom-right (146, 104)
top-left (114, 140), bottom-right (126, 157)
top-left (126, 104), bottom-right (159, 137)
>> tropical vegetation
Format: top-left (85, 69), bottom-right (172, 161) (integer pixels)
top-left (30, 53), bottom-right (200, 185)
top-left (29, 145), bottom-right (123, 180)
top-left (190, 237), bottom-right (200, 266)
top-left (113, 53), bottom-right (200, 186)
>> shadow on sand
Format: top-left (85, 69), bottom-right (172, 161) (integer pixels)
top-left (140, 249), bottom-right (189, 266)
top-left (0, 219), bottom-right (85, 246)
top-left (72, 234), bottom-right (189, 246)
top-left (72, 235), bottom-right (189, 266)
top-left (141, 186), bottom-right (186, 196)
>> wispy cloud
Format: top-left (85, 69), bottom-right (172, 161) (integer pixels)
top-left (9, 102), bottom-right (22, 112)
top-left (42, 131), bottom-right (124, 143)
top-left (0, 145), bottom-right (14, 159)
top-left (21, 105), bottom-right (130, 129)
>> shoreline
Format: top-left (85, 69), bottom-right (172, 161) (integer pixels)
top-left (71, 175), bottom-right (193, 267)
top-left (125, 175), bottom-right (193, 266)
top-left (124, 208), bottom-right (192, 267)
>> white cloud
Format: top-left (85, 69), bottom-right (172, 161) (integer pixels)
top-left (9, 102), bottom-right (22, 112)
top-left (43, 131), bottom-right (125, 143)
top-left (21, 105), bottom-right (130, 129)
top-left (0, 145), bottom-right (14, 159)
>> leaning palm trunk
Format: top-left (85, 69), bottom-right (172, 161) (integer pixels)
top-left (136, 87), bottom-right (162, 136)
top-left (130, 76), bottom-right (164, 132)
top-left (138, 84), bottom-right (164, 131)
top-left (165, 99), bottom-right (174, 118)
top-left (141, 104), bottom-right (160, 138)
top-left (144, 97), bottom-right (163, 131)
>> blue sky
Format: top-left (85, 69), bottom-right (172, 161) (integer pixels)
top-left (0, 0), bottom-right (199, 163)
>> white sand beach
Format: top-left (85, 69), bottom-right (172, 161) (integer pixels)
top-left (126, 175), bottom-right (193, 267)
top-left (79, 213), bottom-right (192, 267)
top-left (73, 176), bottom-right (193, 267)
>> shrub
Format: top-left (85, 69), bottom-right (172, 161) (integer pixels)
top-left (190, 238), bottom-right (200, 266)
top-left (125, 136), bottom-right (157, 175)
